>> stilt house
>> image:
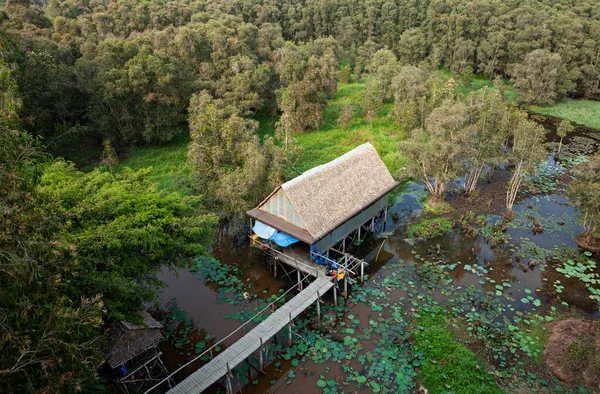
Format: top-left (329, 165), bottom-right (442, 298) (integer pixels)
top-left (248, 142), bottom-right (399, 279)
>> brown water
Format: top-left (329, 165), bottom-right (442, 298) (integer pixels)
top-left (153, 115), bottom-right (600, 393)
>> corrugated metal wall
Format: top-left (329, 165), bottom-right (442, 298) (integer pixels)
top-left (313, 195), bottom-right (388, 252)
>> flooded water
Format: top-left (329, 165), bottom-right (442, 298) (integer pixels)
top-left (151, 114), bottom-right (600, 394)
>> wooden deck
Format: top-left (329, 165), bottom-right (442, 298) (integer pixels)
top-left (166, 276), bottom-right (334, 394)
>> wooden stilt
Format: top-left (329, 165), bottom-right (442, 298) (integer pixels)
top-left (342, 238), bottom-right (345, 253)
top-left (274, 257), bottom-right (277, 278)
top-left (316, 290), bottom-right (321, 321)
top-left (297, 269), bottom-right (302, 291)
top-left (258, 338), bottom-right (264, 370)
top-left (344, 277), bottom-right (348, 298)
top-left (333, 280), bottom-right (338, 307)
top-left (357, 226), bottom-right (361, 242)
top-left (384, 206), bottom-right (388, 230)
top-left (371, 215), bottom-right (375, 232)
top-left (226, 363), bottom-right (233, 394)
top-left (288, 313), bottom-right (293, 346)
top-left (360, 261), bottom-right (364, 283)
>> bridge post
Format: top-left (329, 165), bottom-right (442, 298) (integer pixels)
top-left (360, 261), bottom-right (364, 283)
top-left (288, 312), bottom-right (293, 346)
top-left (225, 363), bottom-right (233, 394)
top-left (316, 290), bottom-right (321, 321)
top-left (384, 206), bottom-right (388, 229)
top-left (344, 276), bottom-right (348, 298)
top-left (333, 279), bottom-right (338, 307)
top-left (258, 338), bottom-right (264, 371)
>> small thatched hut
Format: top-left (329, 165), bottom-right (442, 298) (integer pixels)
top-left (105, 312), bottom-right (164, 370)
top-left (248, 142), bottom-right (399, 255)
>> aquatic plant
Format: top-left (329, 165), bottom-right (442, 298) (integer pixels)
top-left (407, 217), bottom-right (454, 239)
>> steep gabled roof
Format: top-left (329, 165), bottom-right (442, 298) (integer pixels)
top-left (248, 142), bottom-right (399, 243)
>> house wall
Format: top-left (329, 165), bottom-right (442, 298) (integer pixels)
top-left (312, 194), bottom-right (389, 252)
top-left (260, 188), bottom-right (306, 229)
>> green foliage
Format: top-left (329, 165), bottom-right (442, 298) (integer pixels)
top-left (0, 130), bottom-right (105, 393)
top-left (187, 91), bottom-right (291, 219)
top-left (407, 217), bottom-right (453, 239)
top-left (111, 137), bottom-right (190, 194)
top-left (566, 155), bottom-right (600, 238)
top-left (275, 40), bottom-right (338, 132)
top-left (415, 311), bottom-right (504, 394)
top-left (511, 49), bottom-right (573, 104)
top-left (37, 161), bottom-right (217, 320)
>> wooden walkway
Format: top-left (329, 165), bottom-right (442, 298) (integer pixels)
top-left (167, 276), bottom-right (334, 394)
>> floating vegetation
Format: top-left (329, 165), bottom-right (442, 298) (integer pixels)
top-left (556, 253), bottom-right (600, 307)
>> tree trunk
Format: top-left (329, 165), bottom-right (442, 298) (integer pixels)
top-left (505, 160), bottom-right (523, 216)
top-left (464, 162), bottom-right (484, 197)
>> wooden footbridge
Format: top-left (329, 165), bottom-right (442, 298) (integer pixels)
top-left (146, 274), bottom-right (335, 394)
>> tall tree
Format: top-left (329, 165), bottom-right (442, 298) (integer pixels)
top-left (555, 119), bottom-right (573, 159)
top-left (566, 155), bottom-right (600, 248)
top-left (505, 113), bottom-right (548, 216)
top-left (187, 91), bottom-right (290, 218)
top-left (511, 49), bottom-right (571, 104)
top-left (400, 99), bottom-right (470, 201)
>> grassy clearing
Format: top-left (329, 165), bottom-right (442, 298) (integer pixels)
top-left (439, 69), bottom-right (519, 102)
top-left (532, 99), bottom-right (600, 130)
top-left (415, 312), bottom-right (504, 394)
top-left (291, 81), bottom-right (405, 174)
top-left (115, 81), bottom-right (407, 193)
top-left (441, 69), bottom-right (600, 130)
top-left (114, 138), bottom-right (190, 194)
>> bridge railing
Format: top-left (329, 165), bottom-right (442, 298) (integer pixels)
top-left (143, 257), bottom-right (320, 394)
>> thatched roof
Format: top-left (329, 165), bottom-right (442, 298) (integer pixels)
top-left (105, 312), bottom-right (163, 369)
top-left (248, 143), bottom-right (399, 242)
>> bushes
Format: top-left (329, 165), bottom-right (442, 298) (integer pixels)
top-left (407, 217), bottom-right (453, 239)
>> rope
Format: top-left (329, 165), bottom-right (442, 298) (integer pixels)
top-left (143, 265), bottom-right (322, 394)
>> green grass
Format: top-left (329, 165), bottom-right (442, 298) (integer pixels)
top-left (407, 217), bottom-right (453, 239)
top-left (440, 68), bottom-right (600, 130)
top-left (113, 81), bottom-right (407, 193)
top-left (532, 99), bottom-right (600, 130)
top-left (293, 81), bottom-right (406, 174)
top-left (415, 312), bottom-right (504, 394)
top-left (113, 138), bottom-right (190, 194)
top-left (438, 69), bottom-right (519, 102)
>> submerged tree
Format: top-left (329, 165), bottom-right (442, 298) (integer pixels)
top-left (400, 99), bottom-right (470, 201)
top-left (566, 155), bottom-right (600, 247)
top-left (555, 119), bottom-right (574, 159)
top-left (462, 85), bottom-right (513, 196)
top-left (505, 114), bottom-right (548, 216)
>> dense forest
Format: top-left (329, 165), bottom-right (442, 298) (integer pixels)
top-left (1, 0), bottom-right (600, 393)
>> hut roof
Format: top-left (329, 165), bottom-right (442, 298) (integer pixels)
top-left (248, 143), bottom-right (399, 242)
top-left (105, 312), bottom-right (164, 369)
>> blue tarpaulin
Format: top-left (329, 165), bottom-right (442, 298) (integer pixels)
top-left (252, 220), bottom-right (278, 240)
top-left (272, 232), bottom-right (299, 247)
